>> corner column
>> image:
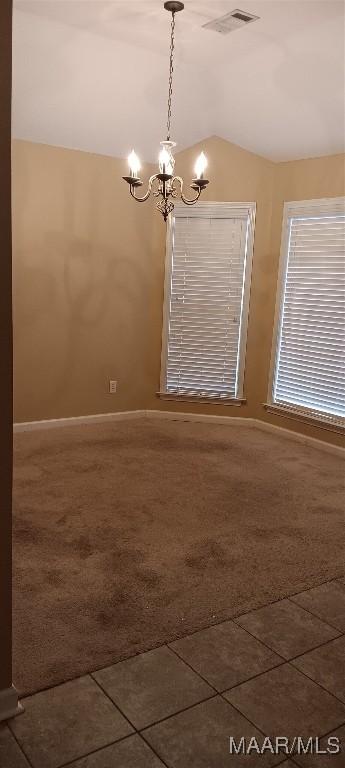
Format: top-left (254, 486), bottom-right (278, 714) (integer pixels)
top-left (0, 0), bottom-right (22, 721)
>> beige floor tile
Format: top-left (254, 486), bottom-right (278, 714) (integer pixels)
top-left (291, 581), bottom-right (345, 632)
top-left (170, 619), bottom-right (282, 691)
top-left (10, 676), bottom-right (133, 768)
top-left (235, 599), bottom-right (339, 659)
top-left (144, 696), bottom-right (284, 768)
top-left (67, 734), bottom-right (165, 767)
top-left (0, 725), bottom-right (29, 768)
top-left (93, 645), bottom-right (213, 729)
top-left (224, 664), bottom-right (345, 740)
top-left (292, 635), bottom-right (345, 702)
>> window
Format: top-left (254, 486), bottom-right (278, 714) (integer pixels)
top-left (160, 202), bottom-right (256, 401)
top-left (269, 197), bottom-right (345, 427)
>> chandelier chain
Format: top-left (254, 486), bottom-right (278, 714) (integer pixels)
top-left (166, 11), bottom-right (175, 141)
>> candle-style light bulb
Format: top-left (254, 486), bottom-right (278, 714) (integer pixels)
top-left (128, 150), bottom-right (141, 178)
top-left (194, 151), bottom-right (207, 180)
top-left (159, 147), bottom-right (173, 175)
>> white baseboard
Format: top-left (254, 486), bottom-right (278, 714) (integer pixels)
top-left (145, 409), bottom-right (255, 427)
top-left (14, 410), bottom-right (146, 433)
top-left (147, 411), bottom-right (344, 455)
top-left (0, 685), bottom-right (23, 722)
top-left (14, 409), bottom-right (344, 456)
top-left (252, 419), bottom-right (344, 457)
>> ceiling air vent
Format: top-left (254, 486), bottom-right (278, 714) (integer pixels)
top-left (203, 8), bottom-right (259, 35)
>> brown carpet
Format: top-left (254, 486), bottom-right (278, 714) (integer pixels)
top-left (13, 418), bottom-right (345, 695)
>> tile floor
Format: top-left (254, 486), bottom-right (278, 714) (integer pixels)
top-left (1, 576), bottom-right (345, 768)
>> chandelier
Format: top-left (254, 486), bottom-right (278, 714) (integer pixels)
top-left (122, 1), bottom-right (209, 221)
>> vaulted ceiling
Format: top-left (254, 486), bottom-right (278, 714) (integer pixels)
top-left (13, 0), bottom-right (345, 162)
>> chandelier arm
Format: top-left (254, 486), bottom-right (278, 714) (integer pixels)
top-left (180, 188), bottom-right (202, 205)
top-left (173, 176), bottom-right (202, 205)
top-left (130, 175), bottom-right (159, 202)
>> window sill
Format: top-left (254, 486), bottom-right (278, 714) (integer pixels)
top-left (157, 392), bottom-right (246, 406)
top-left (263, 403), bottom-right (345, 435)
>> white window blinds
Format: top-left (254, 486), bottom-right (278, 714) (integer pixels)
top-left (271, 197), bottom-right (345, 425)
top-left (160, 202), bottom-right (255, 400)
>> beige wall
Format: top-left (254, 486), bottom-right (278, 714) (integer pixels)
top-left (12, 140), bottom-right (160, 421)
top-left (12, 137), bottom-right (344, 446)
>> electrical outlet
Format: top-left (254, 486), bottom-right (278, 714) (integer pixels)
top-left (109, 380), bottom-right (117, 394)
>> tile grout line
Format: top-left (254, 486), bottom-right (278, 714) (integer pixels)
top-left (230, 617), bottom-right (341, 670)
top-left (287, 594), bottom-right (344, 634)
top-left (222, 678), bottom-right (345, 737)
top-left (278, 719), bottom-right (345, 767)
top-left (6, 721), bottom-right (35, 768)
top-left (138, 729), bottom-right (174, 768)
top-left (227, 620), bottom-right (345, 710)
top-left (90, 672), bottom-right (138, 734)
top-left (12, 622), bottom-right (345, 752)
top-left (144, 645), bottom-right (280, 747)
top-left (287, 577), bottom-right (345, 600)
top-left (168, 639), bottom-right (287, 696)
top-left (219, 682), bottom-right (345, 747)
top-left (58, 732), bottom-right (136, 768)
top-left (15, 575), bottom-right (345, 702)
top-left (213, 621), bottom-right (345, 710)
top-left (8, 668), bottom-right (345, 766)
top-left (91, 642), bottom-right (277, 752)
top-left (95, 677), bottom-right (218, 736)
top-left (218, 694), bottom-right (345, 764)
top-left (160, 573), bottom-right (345, 660)
top-left (170, 624), bottom-right (345, 752)
top-left (81, 670), bottom-right (168, 768)
top-left (139, 690), bottom-right (275, 749)
top-left (89, 671), bottom-right (173, 768)
top-left (287, 660), bottom-right (345, 710)
top-left (168, 618), bottom-right (345, 743)
top-left (253, 628), bottom-right (343, 666)
top-left (11, 648), bottom-right (285, 767)
top-left (9, 575), bottom-right (345, 767)
top-left (138, 693), bottom-right (218, 733)
top-left (286, 632), bottom-right (345, 662)
top-left (284, 631), bottom-right (345, 663)
top-left (8, 682), bottom-right (150, 768)
top-left (168, 663), bottom-right (299, 764)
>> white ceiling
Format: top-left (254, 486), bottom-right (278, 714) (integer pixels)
top-left (12, 0), bottom-right (345, 162)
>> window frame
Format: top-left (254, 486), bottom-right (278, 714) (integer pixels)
top-left (159, 201), bottom-right (256, 403)
top-left (267, 196), bottom-right (345, 430)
